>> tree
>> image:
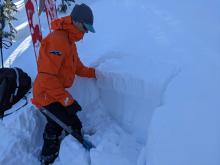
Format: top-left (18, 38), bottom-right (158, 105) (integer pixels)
top-left (0, 0), bottom-right (18, 41)
top-left (0, 0), bottom-right (17, 67)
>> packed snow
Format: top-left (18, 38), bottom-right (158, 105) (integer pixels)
top-left (1, 0), bottom-right (220, 165)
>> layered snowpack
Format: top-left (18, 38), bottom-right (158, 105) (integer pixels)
top-left (0, 55), bottom-right (177, 165)
top-left (1, 0), bottom-right (220, 165)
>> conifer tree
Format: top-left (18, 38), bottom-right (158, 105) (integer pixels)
top-left (0, 0), bottom-right (17, 41)
top-left (0, 0), bottom-right (17, 67)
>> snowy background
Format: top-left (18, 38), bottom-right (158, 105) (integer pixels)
top-left (1, 0), bottom-right (220, 165)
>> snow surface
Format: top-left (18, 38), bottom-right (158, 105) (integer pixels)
top-left (1, 0), bottom-right (220, 165)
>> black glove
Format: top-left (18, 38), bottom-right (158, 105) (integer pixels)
top-left (66, 100), bottom-right (82, 116)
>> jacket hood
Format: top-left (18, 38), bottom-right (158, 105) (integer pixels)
top-left (51, 16), bottom-right (84, 42)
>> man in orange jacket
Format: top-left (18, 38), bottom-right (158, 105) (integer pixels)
top-left (32, 3), bottom-right (96, 164)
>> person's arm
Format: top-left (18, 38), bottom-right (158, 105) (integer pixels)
top-left (75, 53), bottom-right (96, 78)
top-left (37, 40), bottom-right (74, 106)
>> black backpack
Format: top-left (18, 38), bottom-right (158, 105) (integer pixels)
top-left (0, 67), bottom-right (31, 118)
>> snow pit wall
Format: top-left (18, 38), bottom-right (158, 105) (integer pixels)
top-left (96, 72), bottom-right (176, 142)
top-left (96, 72), bottom-right (158, 142)
top-left (71, 55), bottom-right (178, 142)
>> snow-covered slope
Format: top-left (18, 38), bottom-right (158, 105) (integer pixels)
top-left (1, 0), bottom-right (220, 165)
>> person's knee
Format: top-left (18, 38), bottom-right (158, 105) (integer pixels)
top-left (44, 122), bottom-right (63, 137)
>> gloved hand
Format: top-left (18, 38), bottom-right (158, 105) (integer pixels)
top-left (94, 68), bottom-right (103, 80)
top-left (65, 100), bottom-right (82, 116)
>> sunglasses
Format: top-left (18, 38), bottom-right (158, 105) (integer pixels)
top-left (82, 23), bottom-right (88, 33)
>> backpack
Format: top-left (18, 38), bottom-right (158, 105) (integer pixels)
top-left (0, 67), bottom-right (31, 118)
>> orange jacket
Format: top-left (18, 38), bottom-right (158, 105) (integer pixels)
top-left (33, 16), bottom-right (95, 107)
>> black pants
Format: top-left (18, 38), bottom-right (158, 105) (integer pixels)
top-left (40, 102), bottom-right (82, 163)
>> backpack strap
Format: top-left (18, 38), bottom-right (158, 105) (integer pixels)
top-left (12, 67), bottom-right (19, 97)
top-left (3, 91), bottom-right (31, 118)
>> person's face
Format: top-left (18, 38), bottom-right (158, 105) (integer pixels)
top-left (73, 21), bottom-right (88, 33)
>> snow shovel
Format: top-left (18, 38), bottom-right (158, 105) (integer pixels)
top-left (40, 107), bottom-right (95, 150)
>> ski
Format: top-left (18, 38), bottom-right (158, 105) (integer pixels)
top-left (44, 0), bottom-right (57, 31)
top-left (40, 107), bottom-right (95, 150)
top-left (25, 0), bottom-right (43, 60)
